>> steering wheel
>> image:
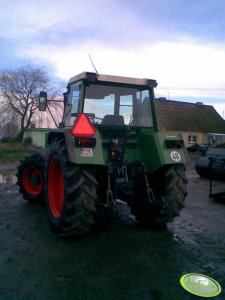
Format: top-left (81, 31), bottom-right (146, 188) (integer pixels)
top-left (90, 116), bottom-right (103, 124)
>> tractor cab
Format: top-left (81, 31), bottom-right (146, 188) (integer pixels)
top-left (64, 72), bottom-right (158, 130)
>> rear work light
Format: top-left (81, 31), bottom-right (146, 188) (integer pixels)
top-left (165, 139), bottom-right (184, 149)
top-left (71, 114), bottom-right (96, 138)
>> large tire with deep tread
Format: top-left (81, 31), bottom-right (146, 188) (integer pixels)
top-left (46, 140), bottom-right (97, 236)
top-left (130, 165), bottom-right (188, 226)
top-left (16, 154), bottom-right (45, 205)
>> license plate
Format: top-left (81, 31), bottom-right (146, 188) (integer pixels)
top-left (80, 148), bottom-right (93, 157)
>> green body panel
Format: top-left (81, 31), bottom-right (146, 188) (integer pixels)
top-left (71, 129), bottom-right (187, 172)
top-left (73, 130), bottom-right (107, 165)
top-left (136, 131), bottom-right (187, 172)
top-left (23, 127), bottom-right (187, 173)
top-left (23, 128), bottom-right (49, 148)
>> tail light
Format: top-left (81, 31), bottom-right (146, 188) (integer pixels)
top-left (75, 138), bottom-right (96, 148)
top-left (71, 114), bottom-right (96, 138)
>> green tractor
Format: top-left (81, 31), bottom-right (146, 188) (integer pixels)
top-left (17, 72), bottom-right (188, 236)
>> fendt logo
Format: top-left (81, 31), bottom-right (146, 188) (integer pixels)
top-left (170, 151), bottom-right (181, 162)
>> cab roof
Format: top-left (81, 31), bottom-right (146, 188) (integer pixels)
top-left (67, 72), bottom-right (157, 88)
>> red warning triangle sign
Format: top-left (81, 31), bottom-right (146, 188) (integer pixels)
top-left (71, 114), bottom-right (96, 138)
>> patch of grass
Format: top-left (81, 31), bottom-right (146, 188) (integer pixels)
top-left (0, 143), bottom-right (31, 163)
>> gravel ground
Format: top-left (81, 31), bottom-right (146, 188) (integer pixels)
top-left (0, 159), bottom-right (224, 300)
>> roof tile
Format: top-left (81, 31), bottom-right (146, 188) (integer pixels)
top-left (155, 99), bottom-right (225, 133)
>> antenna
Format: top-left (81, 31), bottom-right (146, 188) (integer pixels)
top-left (89, 53), bottom-right (99, 75)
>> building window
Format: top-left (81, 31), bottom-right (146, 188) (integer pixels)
top-left (188, 135), bottom-right (197, 144)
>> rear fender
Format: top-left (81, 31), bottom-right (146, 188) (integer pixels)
top-left (137, 131), bottom-right (188, 173)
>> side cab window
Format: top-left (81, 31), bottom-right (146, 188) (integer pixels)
top-left (67, 82), bottom-right (81, 125)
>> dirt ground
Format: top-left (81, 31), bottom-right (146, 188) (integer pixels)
top-left (0, 161), bottom-right (225, 300)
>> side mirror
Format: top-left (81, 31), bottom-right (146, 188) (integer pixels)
top-left (39, 91), bottom-right (48, 111)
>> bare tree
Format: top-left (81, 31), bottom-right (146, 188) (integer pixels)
top-left (0, 92), bottom-right (19, 139)
top-left (0, 65), bottom-right (64, 141)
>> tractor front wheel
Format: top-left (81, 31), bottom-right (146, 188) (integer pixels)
top-left (46, 140), bottom-right (97, 236)
top-left (17, 154), bottom-right (45, 204)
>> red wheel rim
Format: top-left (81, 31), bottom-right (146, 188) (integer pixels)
top-left (22, 166), bottom-right (43, 196)
top-left (48, 157), bottom-right (64, 218)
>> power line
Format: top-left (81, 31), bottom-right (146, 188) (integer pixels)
top-left (158, 86), bottom-right (225, 92)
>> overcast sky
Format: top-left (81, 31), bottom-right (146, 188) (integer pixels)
top-left (1, 0), bottom-right (225, 116)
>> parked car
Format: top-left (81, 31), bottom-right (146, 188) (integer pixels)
top-left (187, 143), bottom-right (208, 154)
top-left (195, 148), bottom-right (225, 178)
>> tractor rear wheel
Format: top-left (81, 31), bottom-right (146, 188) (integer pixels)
top-left (17, 154), bottom-right (45, 204)
top-left (46, 140), bottom-right (97, 236)
top-left (131, 165), bottom-right (188, 226)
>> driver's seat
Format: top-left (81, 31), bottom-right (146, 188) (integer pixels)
top-left (101, 115), bottom-right (125, 125)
